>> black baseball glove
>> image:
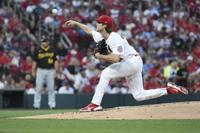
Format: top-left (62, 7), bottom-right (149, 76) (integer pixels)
top-left (94, 39), bottom-right (109, 55)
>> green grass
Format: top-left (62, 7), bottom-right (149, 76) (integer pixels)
top-left (0, 110), bottom-right (199, 133)
top-left (0, 109), bottom-right (68, 118)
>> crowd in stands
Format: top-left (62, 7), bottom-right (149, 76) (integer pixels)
top-left (0, 0), bottom-right (200, 95)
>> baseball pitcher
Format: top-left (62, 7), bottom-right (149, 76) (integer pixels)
top-left (63, 15), bottom-right (188, 112)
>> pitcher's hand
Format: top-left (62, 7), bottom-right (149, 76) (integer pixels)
top-left (63, 20), bottom-right (78, 28)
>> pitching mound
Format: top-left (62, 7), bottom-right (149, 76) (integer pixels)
top-left (18, 102), bottom-right (200, 120)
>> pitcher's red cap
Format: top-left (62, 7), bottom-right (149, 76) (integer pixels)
top-left (96, 15), bottom-right (113, 29)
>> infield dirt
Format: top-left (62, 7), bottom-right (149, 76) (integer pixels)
top-left (17, 101), bottom-right (200, 120)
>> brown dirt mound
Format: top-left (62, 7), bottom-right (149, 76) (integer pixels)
top-left (18, 101), bottom-right (200, 120)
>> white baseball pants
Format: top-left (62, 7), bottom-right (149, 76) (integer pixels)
top-left (92, 55), bottom-right (168, 105)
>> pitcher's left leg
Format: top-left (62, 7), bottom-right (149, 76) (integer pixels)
top-left (127, 72), bottom-right (167, 101)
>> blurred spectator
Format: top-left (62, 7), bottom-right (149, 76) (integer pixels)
top-left (8, 50), bottom-right (20, 79)
top-left (163, 61), bottom-right (179, 82)
top-left (3, 74), bottom-right (16, 90)
top-left (0, 0), bottom-right (199, 93)
top-left (175, 61), bottom-right (189, 88)
top-left (0, 75), bottom-right (5, 89)
top-left (171, 33), bottom-right (186, 52)
top-left (26, 88), bottom-right (36, 95)
top-left (73, 67), bottom-right (92, 93)
top-left (82, 50), bottom-right (100, 79)
top-left (55, 42), bottom-right (68, 58)
top-left (64, 49), bottom-right (82, 67)
top-left (17, 74), bottom-right (34, 90)
top-left (106, 79), bottom-right (121, 94)
top-left (58, 80), bottom-right (74, 94)
top-left (117, 25), bottom-right (132, 40)
top-left (188, 64), bottom-right (200, 92)
top-left (20, 56), bottom-right (33, 76)
top-left (144, 76), bottom-right (164, 90)
top-left (106, 79), bottom-right (129, 94)
top-left (172, 3), bottom-right (186, 19)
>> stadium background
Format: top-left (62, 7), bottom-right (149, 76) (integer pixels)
top-left (0, 1), bottom-right (200, 133)
top-left (0, 0), bottom-right (200, 107)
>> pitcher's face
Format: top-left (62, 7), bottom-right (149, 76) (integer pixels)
top-left (96, 22), bottom-right (106, 32)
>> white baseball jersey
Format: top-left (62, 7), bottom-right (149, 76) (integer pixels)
top-left (91, 31), bottom-right (139, 59)
top-left (90, 30), bottom-right (168, 106)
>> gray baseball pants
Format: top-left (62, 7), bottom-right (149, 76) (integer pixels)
top-left (33, 68), bottom-right (56, 108)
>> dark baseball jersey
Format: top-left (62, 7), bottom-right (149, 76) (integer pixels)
top-left (33, 46), bottom-right (57, 69)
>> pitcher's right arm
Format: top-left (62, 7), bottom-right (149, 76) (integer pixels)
top-left (63, 20), bottom-right (92, 35)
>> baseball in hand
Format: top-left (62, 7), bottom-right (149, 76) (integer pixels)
top-left (52, 9), bottom-right (58, 15)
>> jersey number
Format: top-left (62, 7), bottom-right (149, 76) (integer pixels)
top-left (48, 58), bottom-right (53, 64)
